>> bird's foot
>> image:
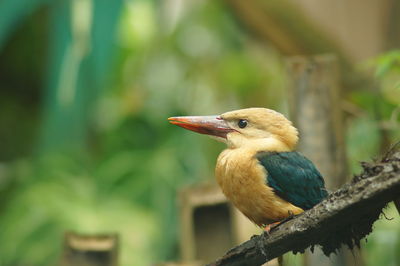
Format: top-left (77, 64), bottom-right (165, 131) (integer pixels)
top-left (264, 213), bottom-right (299, 234)
top-left (264, 221), bottom-right (281, 234)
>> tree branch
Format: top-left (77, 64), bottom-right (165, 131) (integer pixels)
top-left (208, 144), bottom-right (400, 266)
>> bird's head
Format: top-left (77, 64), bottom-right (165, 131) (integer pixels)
top-left (168, 108), bottom-right (298, 151)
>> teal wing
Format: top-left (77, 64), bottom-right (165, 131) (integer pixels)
top-left (256, 151), bottom-right (328, 210)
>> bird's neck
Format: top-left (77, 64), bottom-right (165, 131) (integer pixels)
top-left (216, 137), bottom-right (292, 178)
top-left (227, 136), bottom-right (293, 153)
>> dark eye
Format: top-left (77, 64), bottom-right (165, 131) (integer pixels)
top-left (238, 119), bottom-right (248, 128)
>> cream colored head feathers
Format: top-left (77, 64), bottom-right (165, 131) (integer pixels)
top-left (220, 108), bottom-right (298, 151)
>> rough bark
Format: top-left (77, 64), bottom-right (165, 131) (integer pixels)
top-left (207, 144), bottom-right (400, 266)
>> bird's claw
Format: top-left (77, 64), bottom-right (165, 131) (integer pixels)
top-left (264, 221), bottom-right (281, 234)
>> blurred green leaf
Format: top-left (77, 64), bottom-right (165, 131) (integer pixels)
top-left (40, 0), bottom-right (123, 152)
top-left (346, 117), bottom-right (381, 173)
top-left (89, 0), bottom-right (123, 89)
top-left (374, 50), bottom-right (400, 79)
top-left (0, 0), bottom-right (49, 50)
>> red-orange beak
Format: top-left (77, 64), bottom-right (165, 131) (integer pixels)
top-left (168, 115), bottom-right (233, 139)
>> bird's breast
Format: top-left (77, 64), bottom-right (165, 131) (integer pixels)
top-left (215, 148), bottom-right (303, 226)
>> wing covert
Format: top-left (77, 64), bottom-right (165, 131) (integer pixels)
top-left (257, 151), bottom-right (328, 210)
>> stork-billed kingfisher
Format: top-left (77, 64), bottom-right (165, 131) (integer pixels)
top-left (168, 108), bottom-right (328, 228)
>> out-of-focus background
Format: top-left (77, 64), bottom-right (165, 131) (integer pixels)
top-left (0, 0), bottom-right (399, 265)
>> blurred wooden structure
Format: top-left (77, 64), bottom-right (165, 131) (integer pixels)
top-left (287, 0), bottom-right (395, 62)
top-left (173, 182), bottom-right (280, 266)
top-left (61, 232), bottom-right (118, 266)
top-left (287, 55), bottom-right (363, 266)
top-left (224, 0), bottom-right (400, 97)
top-left (179, 183), bottom-right (232, 262)
top-left (225, 0), bottom-right (398, 62)
top-left (177, 182), bottom-right (261, 264)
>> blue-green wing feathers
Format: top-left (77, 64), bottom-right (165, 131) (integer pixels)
top-left (257, 151), bottom-right (328, 210)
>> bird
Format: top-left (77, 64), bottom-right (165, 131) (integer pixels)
top-left (168, 107), bottom-right (328, 231)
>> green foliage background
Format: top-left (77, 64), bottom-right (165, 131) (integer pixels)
top-left (0, 0), bottom-right (399, 265)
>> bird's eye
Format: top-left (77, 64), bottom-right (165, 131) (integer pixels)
top-left (238, 119), bottom-right (248, 128)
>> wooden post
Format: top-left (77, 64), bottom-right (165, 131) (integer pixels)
top-left (287, 54), bottom-right (346, 190)
top-left (61, 232), bottom-right (118, 266)
top-left (178, 182), bottom-right (231, 263)
top-left (286, 55), bottom-right (363, 266)
top-left (178, 182), bottom-right (277, 265)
